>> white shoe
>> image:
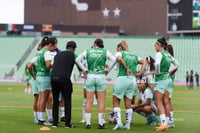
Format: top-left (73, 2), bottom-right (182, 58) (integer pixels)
top-left (80, 119), bottom-right (86, 123)
top-left (168, 123), bottom-right (175, 128)
top-left (113, 123), bottom-right (123, 130)
top-left (123, 124), bottom-right (130, 130)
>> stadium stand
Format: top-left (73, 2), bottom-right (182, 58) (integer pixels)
top-left (0, 36), bottom-right (39, 79)
top-left (1, 36), bottom-right (199, 82)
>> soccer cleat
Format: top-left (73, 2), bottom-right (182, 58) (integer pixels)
top-left (65, 124), bottom-right (76, 128)
top-left (85, 124), bottom-right (91, 129)
top-left (60, 117), bottom-right (65, 122)
top-left (150, 118), bottom-right (160, 126)
top-left (98, 124), bottom-right (107, 129)
top-left (113, 123), bottom-right (123, 130)
top-left (34, 118), bottom-right (39, 124)
top-left (38, 120), bottom-right (52, 126)
top-left (145, 117), bottom-right (153, 125)
top-left (80, 119), bottom-right (86, 123)
top-left (168, 123), bottom-right (175, 128)
top-left (155, 125), bottom-right (169, 131)
top-left (123, 125), bottom-right (130, 130)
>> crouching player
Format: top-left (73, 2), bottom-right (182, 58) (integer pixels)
top-left (132, 77), bottom-right (159, 126)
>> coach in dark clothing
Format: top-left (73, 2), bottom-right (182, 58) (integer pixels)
top-left (51, 41), bottom-right (77, 128)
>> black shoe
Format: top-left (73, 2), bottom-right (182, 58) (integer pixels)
top-left (85, 124), bottom-right (91, 129)
top-left (98, 124), bottom-right (107, 129)
top-left (52, 122), bottom-right (58, 128)
top-left (38, 120), bottom-right (52, 126)
top-left (60, 117), bottom-right (65, 122)
top-left (65, 124), bottom-right (76, 128)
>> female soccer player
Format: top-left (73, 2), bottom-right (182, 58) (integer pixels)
top-left (112, 40), bottom-right (147, 130)
top-left (132, 76), bottom-right (159, 126)
top-left (76, 38), bottom-right (116, 129)
top-left (153, 37), bottom-right (179, 131)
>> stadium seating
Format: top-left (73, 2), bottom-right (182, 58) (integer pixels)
top-left (1, 35), bottom-right (199, 82)
top-left (0, 36), bottom-right (36, 78)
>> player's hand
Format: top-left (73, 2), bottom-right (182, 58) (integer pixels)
top-left (126, 69), bottom-right (131, 76)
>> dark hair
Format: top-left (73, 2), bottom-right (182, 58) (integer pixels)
top-left (50, 37), bottom-right (58, 44)
top-left (167, 44), bottom-right (174, 57)
top-left (66, 41), bottom-right (77, 49)
top-left (37, 36), bottom-right (48, 50)
top-left (137, 74), bottom-right (148, 86)
top-left (157, 37), bottom-right (168, 48)
top-left (146, 56), bottom-right (155, 71)
top-left (37, 36), bottom-right (57, 50)
top-left (94, 38), bottom-right (104, 48)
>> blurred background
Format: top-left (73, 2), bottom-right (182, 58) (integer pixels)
top-left (0, 0), bottom-right (199, 85)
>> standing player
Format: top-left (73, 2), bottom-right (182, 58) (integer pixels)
top-left (35, 37), bottom-right (57, 125)
top-left (112, 40), bottom-right (147, 130)
top-left (153, 37), bottom-right (179, 131)
top-left (186, 71), bottom-right (189, 88)
top-left (76, 38), bottom-right (116, 129)
top-left (28, 36), bottom-right (49, 124)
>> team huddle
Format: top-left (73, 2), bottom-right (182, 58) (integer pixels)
top-left (27, 36), bottom-right (179, 131)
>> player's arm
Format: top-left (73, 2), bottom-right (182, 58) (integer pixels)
top-left (27, 63), bottom-right (36, 80)
top-left (136, 57), bottom-right (147, 77)
top-left (115, 52), bottom-right (131, 76)
top-left (169, 57), bottom-right (180, 75)
top-left (44, 51), bottom-right (53, 69)
top-left (155, 52), bottom-right (162, 75)
top-left (76, 50), bottom-right (88, 73)
top-left (104, 51), bottom-right (116, 74)
top-left (134, 99), bottom-right (151, 109)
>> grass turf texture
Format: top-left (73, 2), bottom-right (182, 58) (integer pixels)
top-left (0, 82), bottom-right (200, 133)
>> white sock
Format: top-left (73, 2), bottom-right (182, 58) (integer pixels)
top-left (59, 107), bottom-right (65, 117)
top-left (85, 113), bottom-right (91, 125)
top-left (98, 113), bottom-right (105, 125)
top-left (28, 88), bottom-right (32, 94)
top-left (82, 99), bottom-right (86, 119)
top-left (39, 112), bottom-right (45, 121)
top-left (166, 116), bottom-right (170, 124)
top-left (25, 88), bottom-right (28, 93)
top-left (160, 114), bottom-right (167, 126)
top-left (33, 112), bottom-right (38, 122)
top-left (46, 109), bottom-right (53, 120)
top-left (169, 111), bottom-right (174, 123)
top-left (114, 107), bottom-right (122, 124)
top-left (125, 109), bottom-right (132, 127)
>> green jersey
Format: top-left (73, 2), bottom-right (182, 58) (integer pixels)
top-left (36, 48), bottom-right (51, 76)
top-left (117, 50), bottom-right (140, 76)
top-left (155, 50), bottom-right (173, 81)
top-left (86, 48), bottom-right (107, 75)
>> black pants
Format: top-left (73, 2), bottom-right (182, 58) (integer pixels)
top-left (51, 79), bottom-right (72, 126)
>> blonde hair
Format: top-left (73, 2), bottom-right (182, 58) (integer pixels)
top-left (118, 40), bottom-right (129, 50)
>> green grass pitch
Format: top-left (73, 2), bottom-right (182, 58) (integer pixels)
top-left (0, 82), bottom-right (200, 133)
